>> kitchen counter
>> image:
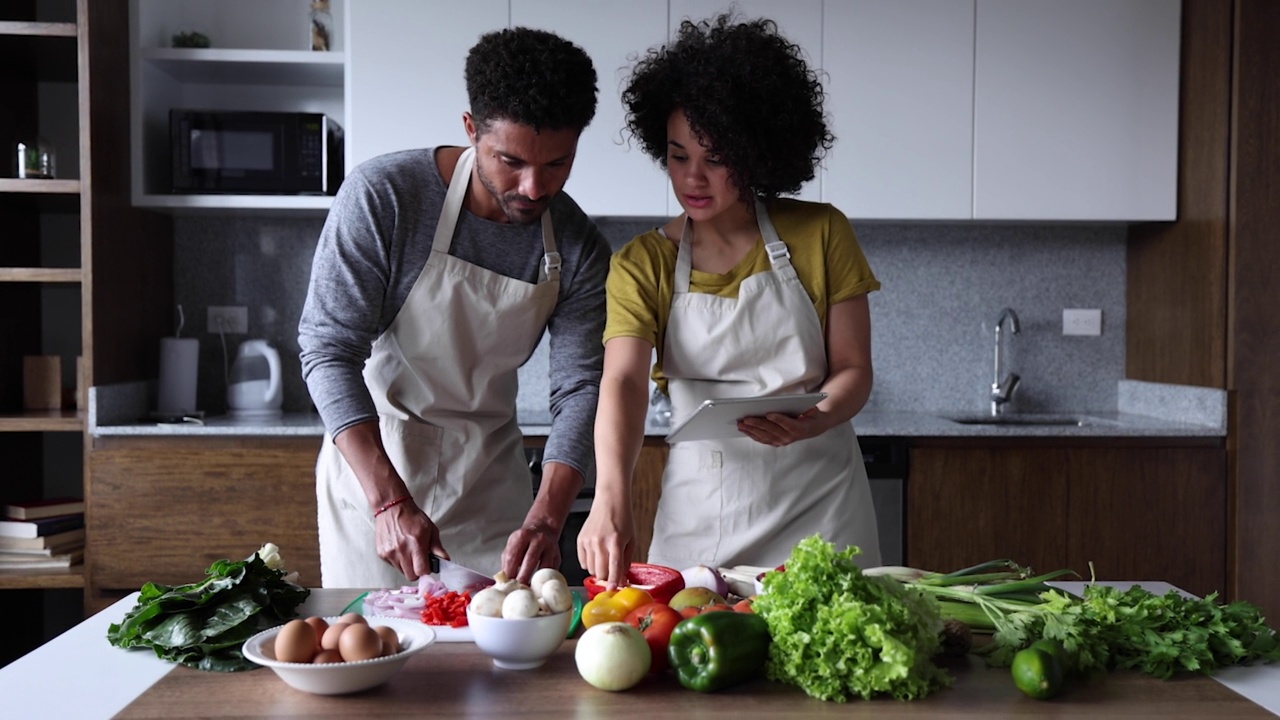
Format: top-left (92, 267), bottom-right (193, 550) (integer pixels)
top-left (0, 584), bottom-right (1275, 718)
top-left (89, 380), bottom-right (1225, 439)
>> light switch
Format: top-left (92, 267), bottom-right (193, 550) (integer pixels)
top-left (1063, 308), bottom-right (1103, 336)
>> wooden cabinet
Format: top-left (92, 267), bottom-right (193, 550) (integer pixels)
top-left (822, 0), bottom-right (975, 220)
top-left (972, 0), bottom-right (1181, 220)
top-left (908, 439), bottom-right (1226, 598)
top-left (629, 441), bottom-right (669, 563)
top-left (86, 436), bottom-right (323, 614)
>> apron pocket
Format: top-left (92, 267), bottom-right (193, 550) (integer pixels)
top-left (652, 444), bottom-right (724, 565)
top-left (379, 415), bottom-right (444, 517)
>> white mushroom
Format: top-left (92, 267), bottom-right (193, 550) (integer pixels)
top-left (530, 567), bottom-right (568, 598)
top-left (501, 588), bottom-right (541, 619)
top-left (540, 578), bottom-right (574, 614)
top-left (469, 587), bottom-right (508, 618)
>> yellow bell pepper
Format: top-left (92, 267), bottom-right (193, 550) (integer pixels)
top-left (581, 587), bottom-right (654, 629)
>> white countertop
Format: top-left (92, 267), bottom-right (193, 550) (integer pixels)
top-left (0, 582), bottom-right (1274, 719)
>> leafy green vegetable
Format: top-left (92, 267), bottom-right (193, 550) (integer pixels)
top-left (107, 549), bottom-right (309, 672)
top-left (753, 535), bottom-right (952, 702)
top-left (982, 584), bottom-right (1280, 679)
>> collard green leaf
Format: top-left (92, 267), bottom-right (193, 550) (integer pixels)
top-left (106, 550), bottom-right (308, 672)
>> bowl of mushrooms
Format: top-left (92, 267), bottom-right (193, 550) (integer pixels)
top-left (466, 567), bottom-right (575, 669)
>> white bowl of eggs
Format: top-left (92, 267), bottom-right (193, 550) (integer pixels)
top-left (241, 612), bottom-right (436, 695)
top-left (466, 568), bottom-right (575, 670)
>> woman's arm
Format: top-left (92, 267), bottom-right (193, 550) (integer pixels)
top-left (577, 336), bottom-right (654, 588)
top-left (738, 293), bottom-right (873, 445)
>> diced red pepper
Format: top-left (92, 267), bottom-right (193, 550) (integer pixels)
top-left (421, 590), bottom-right (471, 627)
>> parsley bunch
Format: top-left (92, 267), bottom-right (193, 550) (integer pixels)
top-left (983, 584), bottom-right (1280, 679)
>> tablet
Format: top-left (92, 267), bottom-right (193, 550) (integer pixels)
top-left (665, 392), bottom-right (828, 444)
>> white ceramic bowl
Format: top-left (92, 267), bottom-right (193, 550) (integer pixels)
top-left (466, 607), bottom-right (572, 670)
top-left (241, 616), bottom-right (436, 695)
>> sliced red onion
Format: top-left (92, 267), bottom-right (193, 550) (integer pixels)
top-left (362, 575), bottom-right (450, 619)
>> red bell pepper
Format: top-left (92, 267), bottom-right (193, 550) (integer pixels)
top-left (584, 562), bottom-right (685, 604)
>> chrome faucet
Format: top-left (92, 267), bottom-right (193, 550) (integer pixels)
top-left (991, 307), bottom-right (1021, 415)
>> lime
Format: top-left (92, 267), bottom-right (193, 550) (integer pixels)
top-left (1011, 646), bottom-right (1065, 700)
top-left (1030, 638), bottom-right (1067, 666)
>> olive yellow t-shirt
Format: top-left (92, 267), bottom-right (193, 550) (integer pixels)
top-left (604, 198), bottom-right (880, 391)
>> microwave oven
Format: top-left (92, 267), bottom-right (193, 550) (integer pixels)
top-left (170, 110), bottom-right (343, 195)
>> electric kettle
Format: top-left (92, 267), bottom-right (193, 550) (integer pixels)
top-left (227, 339), bottom-right (283, 419)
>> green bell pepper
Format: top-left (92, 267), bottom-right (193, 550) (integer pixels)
top-left (667, 611), bottom-right (771, 692)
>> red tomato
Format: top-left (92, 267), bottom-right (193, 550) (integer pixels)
top-left (624, 602), bottom-right (684, 674)
top-left (584, 562), bottom-right (685, 604)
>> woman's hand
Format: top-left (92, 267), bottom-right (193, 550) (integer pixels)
top-left (577, 500), bottom-right (636, 590)
top-left (375, 501), bottom-right (444, 581)
top-left (737, 408), bottom-right (824, 447)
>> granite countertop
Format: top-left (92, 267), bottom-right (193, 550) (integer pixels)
top-left (90, 380), bottom-right (1226, 439)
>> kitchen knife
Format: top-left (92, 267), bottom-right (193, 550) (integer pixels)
top-left (430, 554), bottom-right (496, 593)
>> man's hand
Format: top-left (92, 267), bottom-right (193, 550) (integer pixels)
top-left (503, 524), bottom-right (562, 585)
top-left (375, 502), bottom-right (444, 581)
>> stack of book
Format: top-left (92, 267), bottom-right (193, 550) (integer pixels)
top-left (0, 498), bottom-right (86, 570)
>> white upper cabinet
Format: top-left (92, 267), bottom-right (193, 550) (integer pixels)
top-left (668, 0), bottom-right (824, 210)
top-left (972, 0), bottom-right (1181, 220)
top-left (511, 0), bottom-right (670, 218)
top-left (346, 0), bottom-right (507, 171)
top-left (822, 0), bottom-right (975, 220)
top-left (130, 0), bottom-right (348, 211)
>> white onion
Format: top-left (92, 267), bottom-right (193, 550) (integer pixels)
top-left (575, 622), bottom-right (651, 691)
top-left (680, 564), bottom-right (729, 596)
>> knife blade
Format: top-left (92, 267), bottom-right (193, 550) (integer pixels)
top-left (430, 554), bottom-right (496, 593)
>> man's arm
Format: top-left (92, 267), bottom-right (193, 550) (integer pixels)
top-left (333, 420), bottom-right (444, 580)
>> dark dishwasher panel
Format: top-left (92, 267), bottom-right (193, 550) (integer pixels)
top-left (526, 447), bottom-right (591, 585)
top-left (862, 438), bottom-right (907, 567)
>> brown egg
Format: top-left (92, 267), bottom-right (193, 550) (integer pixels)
top-left (274, 619), bottom-right (317, 663)
top-left (303, 617), bottom-right (329, 652)
top-left (339, 612), bottom-right (368, 626)
top-left (312, 649), bottom-right (344, 664)
top-left (374, 625), bottom-right (401, 656)
top-left (338, 622), bottom-right (383, 662)
top-left (320, 621), bottom-right (351, 651)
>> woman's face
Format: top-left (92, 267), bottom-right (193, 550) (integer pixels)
top-left (665, 110), bottom-right (742, 221)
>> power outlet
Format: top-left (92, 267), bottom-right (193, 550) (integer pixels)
top-left (1063, 308), bottom-right (1103, 336)
top-left (208, 305), bottom-right (248, 334)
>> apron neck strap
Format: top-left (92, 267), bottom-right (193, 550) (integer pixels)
top-left (433, 146), bottom-right (561, 283)
top-left (673, 198), bottom-right (790, 292)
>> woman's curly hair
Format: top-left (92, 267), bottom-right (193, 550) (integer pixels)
top-left (623, 13), bottom-right (834, 202)
top-left (466, 27), bottom-right (598, 134)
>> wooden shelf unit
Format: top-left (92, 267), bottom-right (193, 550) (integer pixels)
top-left (0, 268), bottom-right (81, 283)
top-left (0, 20), bottom-right (76, 37)
top-left (0, 411), bottom-right (85, 432)
top-left (0, 566), bottom-right (84, 590)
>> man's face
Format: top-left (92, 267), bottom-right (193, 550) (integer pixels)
top-left (464, 114), bottom-right (581, 225)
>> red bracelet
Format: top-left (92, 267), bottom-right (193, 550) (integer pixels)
top-left (374, 495), bottom-right (413, 518)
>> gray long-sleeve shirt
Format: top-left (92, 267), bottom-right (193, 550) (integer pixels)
top-left (298, 147), bottom-right (609, 478)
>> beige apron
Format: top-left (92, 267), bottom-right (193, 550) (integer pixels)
top-left (647, 200), bottom-right (881, 570)
top-left (316, 147), bottom-right (561, 587)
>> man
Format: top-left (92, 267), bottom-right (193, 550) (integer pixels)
top-left (299, 27), bottom-right (609, 588)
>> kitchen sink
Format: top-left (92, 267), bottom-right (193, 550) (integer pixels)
top-left (944, 415), bottom-right (1092, 427)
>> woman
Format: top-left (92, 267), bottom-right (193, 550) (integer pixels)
top-left (578, 14), bottom-right (882, 587)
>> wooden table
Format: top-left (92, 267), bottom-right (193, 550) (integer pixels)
top-left (107, 589), bottom-right (1276, 719)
